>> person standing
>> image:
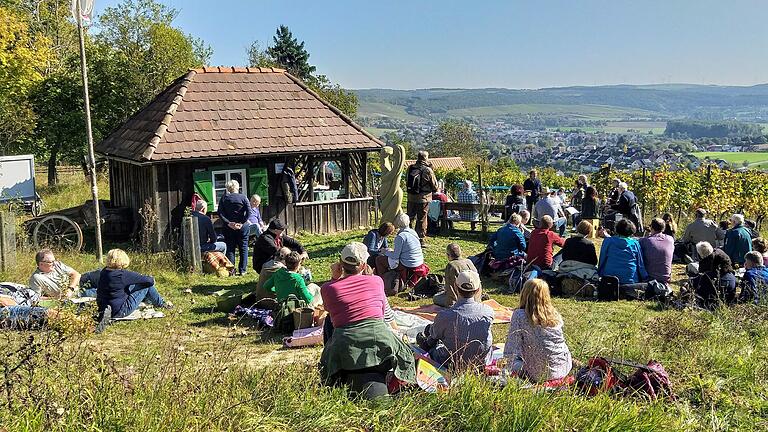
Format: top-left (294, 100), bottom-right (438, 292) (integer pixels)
top-left (406, 151), bottom-right (438, 244)
top-left (217, 179), bottom-right (250, 275)
top-left (523, 170), bottom-right (542, 213)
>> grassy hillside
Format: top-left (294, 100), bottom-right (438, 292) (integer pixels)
top-left (358, 101), bottom-right (425, 122)
top-left (2, 175), bottom-right (768, 430)
top-left (692, 151), bottom-right (768, 169)
top-left (447, 104), bottom-right (657, 120)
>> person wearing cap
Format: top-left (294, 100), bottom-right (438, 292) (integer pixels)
top-left (503, 279), bottom-right (572, 382)
top-left (251, 219), bottom-right (305, 274)
top-left (523, 170), bottom-right (542, 213)
top-left (532, 187), bottom-right (566, 236)
top-left (723, 213), bottom-right (753, 266)
top-left (217, 179), bottom-right (251, 275)
top-left (418, 270), bottom-right (493, 370)
top-left (433, 243), bottom-right (479, 307)
top-left (319, 242), bottom-right (415, 399)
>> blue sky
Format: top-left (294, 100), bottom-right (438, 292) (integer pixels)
top-left (93, 0), bottom-right (768, 89)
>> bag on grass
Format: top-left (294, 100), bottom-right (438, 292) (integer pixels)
top-left (575, 357), bottom-right (622, 396)
top-left (505, 266), bottom-right (539, 294)
top-left (413, 274), bottom-right (445, 297)
top-left (644, 280), bottom-right (673, 302)
top-left (597, 276), bottom-right (620, 301)
top-left (625, 360), bottom-right (674, 400)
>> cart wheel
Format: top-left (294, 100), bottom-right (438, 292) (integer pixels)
top-left (33, 215), bottom-right (83, 251)
top-left (32, 200), bottom-right (42, 217)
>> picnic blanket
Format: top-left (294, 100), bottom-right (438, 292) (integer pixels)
top-left (113, 308), bottom-right (165, 321)
top-left (395, 299), bottom-right (514, 324)
top-left (283, 325), bottom-right (324, 348)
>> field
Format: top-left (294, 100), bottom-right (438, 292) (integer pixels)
top-left (446, 104), bottom-right (657, 120)
top-left (357, 101), bottom-right (425, 122)
top-left (363, 126), bottom-right (398, 138)
top-left (1, 175), bottom-right (767, 431)
top-left (691, 151), bottom-right (768, 169)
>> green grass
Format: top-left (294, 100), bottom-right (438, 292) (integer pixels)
top-left (691, 151), bottom-right (768, 169)
top-left (1, 176), bottom-right (768, 431)
top-left (357, 101), bottom-right (425, 122)
top-left (364, 127), bottom-right (398, 137)
top-left (447, 104), bottom-right (656, 120)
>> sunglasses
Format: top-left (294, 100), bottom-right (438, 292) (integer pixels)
top-left (40, 260), bottom-right (55, 264)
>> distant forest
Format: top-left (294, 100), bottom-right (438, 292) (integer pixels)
top-left (664, 120), bottom-right (765, 138)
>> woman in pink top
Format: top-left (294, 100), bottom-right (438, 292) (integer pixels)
top-left (319, 242), bottom-right (415, 400)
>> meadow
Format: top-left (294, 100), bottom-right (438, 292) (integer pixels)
top-left (0, 173), bottom-right (766, 431)
top-left (691, 152), bottom-right (768, 169)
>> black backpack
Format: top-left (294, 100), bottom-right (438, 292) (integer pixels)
top-left (406, 165), bottom-right (432, 195)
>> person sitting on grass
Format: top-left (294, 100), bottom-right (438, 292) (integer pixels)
top-left (490, 213), bottom-right (527, 262)
top-left (362, 222), bottom-right (396, 275)
top-left (556, 220), bottom-right (598, 279)
top-left (434, 243), bottom-right (479, 307)
top-left (723, 214), bottom-right (753, 267)
top-left (738, 251), bottom-right (768, 305)
top-left (691, 245), bottom-right (736, 309)
top-left (503, 278), bottom-right (572, 383)
top-left (29, 249), bottom-right (82, 298)
top-left (518, 210), bottom-right (533, 241)
top-left (0, 295), bottom-right (91, 330)
top-left (190, 200), bottom-right (227, 255)
top-left (598, 219), bottom-right (648, 286)
top-left (661, 213), bottom-right (678, 238)
top-left (252, 247), bottom-right (290, 301)
top-left (320, 242), bottom-right (415, 400)
top-left (418, 270), bottom-right (493, 370)
top-left (96, 249), bottom-right (172, 332)
top-left (527, 216), bottom-right (566, 270)
top-left (751, 237), bottom-right (768, 261)
top-left (263, 251), bottom-right (321, 307)
top-left (251, 219), bottom-right (306, 275)
top-left (639, 218), bottom-right (674, 287)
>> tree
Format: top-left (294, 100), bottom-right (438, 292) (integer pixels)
top-left (0, 6), bottom-right (50, 156)
top-left (426, 120), bottom-right (484, 160)
top-left (266, 25), bottom-right (315, 81)
top-left (248, 26), bottom-right (357, 118)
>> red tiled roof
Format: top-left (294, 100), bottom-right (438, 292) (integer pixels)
top-left (95, 66), bottom-right (383, 162)
top-left (404, 157), bottom-right (465, 171)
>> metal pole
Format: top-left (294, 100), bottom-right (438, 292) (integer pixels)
top-left (76, 2), bottom-right (103, 263)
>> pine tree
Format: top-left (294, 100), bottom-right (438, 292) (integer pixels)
top-left (266, 25), bottom-right (315, 81)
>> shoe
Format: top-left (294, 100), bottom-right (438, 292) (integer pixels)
top-left (158, 301), bottom-right (174, 310)
top-left (95, 305), bottom-right (111, 334)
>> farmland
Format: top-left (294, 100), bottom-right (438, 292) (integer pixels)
top-left (691, 151), bottom-right (768, 169)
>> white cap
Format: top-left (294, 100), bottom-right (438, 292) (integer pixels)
top-left (340, 242), bottom-right (369, 266)
top-left (456, 270), bottom-right (481, 293)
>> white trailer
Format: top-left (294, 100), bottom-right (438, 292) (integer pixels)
top-left (0, 154), bottom-right (42, 216)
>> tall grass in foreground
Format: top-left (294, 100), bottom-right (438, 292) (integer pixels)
top-left (1, 304), bottom-right (766, 431)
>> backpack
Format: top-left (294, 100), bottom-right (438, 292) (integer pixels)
top-left (597, 276), bottom-right (620, 301)
top-left (505, 265), bottom-right (539, 294)
top-left (406, 164), bottom-right (433, 195)
top-left (624, 360), bottom-right (674, 400)
top-left (575, 357), bottom-right (622, 396)
top-left (644, 280), bottom-right (673, 302)
top-left (413, 274), bottom-right (445, 297)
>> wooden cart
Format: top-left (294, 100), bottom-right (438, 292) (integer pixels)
top-left (24, 200), bottom-right (133, 251)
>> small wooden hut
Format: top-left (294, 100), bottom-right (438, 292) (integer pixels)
top-left (95, 66), bottom-right (383, 249)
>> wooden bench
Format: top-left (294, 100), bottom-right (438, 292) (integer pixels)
top-left (440, 202), bottom-right (506, 235)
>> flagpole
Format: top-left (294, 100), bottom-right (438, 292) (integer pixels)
top-left (76, 0), bottom-right (103, 263)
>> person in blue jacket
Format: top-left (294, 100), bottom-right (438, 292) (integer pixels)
top-left (96, 249), bottom-right (172, 332)
top-left (723, 214), bottom-right (753, 266)
top-left (217, 179), bottom-right (251, 275)
top-left (489, 213), bottom-right (527, 261)
top-left (598, 219), bottom-right (648, 285)
top-left (739, 251), bottom-right (768, 304)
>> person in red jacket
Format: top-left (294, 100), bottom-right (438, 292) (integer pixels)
top-left (526, 216), bottom-right (565, 269)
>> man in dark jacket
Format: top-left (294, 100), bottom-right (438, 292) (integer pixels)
top-left (612, 182), bottom-right (643, 235)
top-left (523, 170), bottom-right (542, 213)
top-left (217, 180), bottom-right (250, 275)
top-left (406, 151), bottom-right (438, 244)
top-left (252, 219), bottom-right (306, 273)
top-left (191, 200), bottom-right (226, 254)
